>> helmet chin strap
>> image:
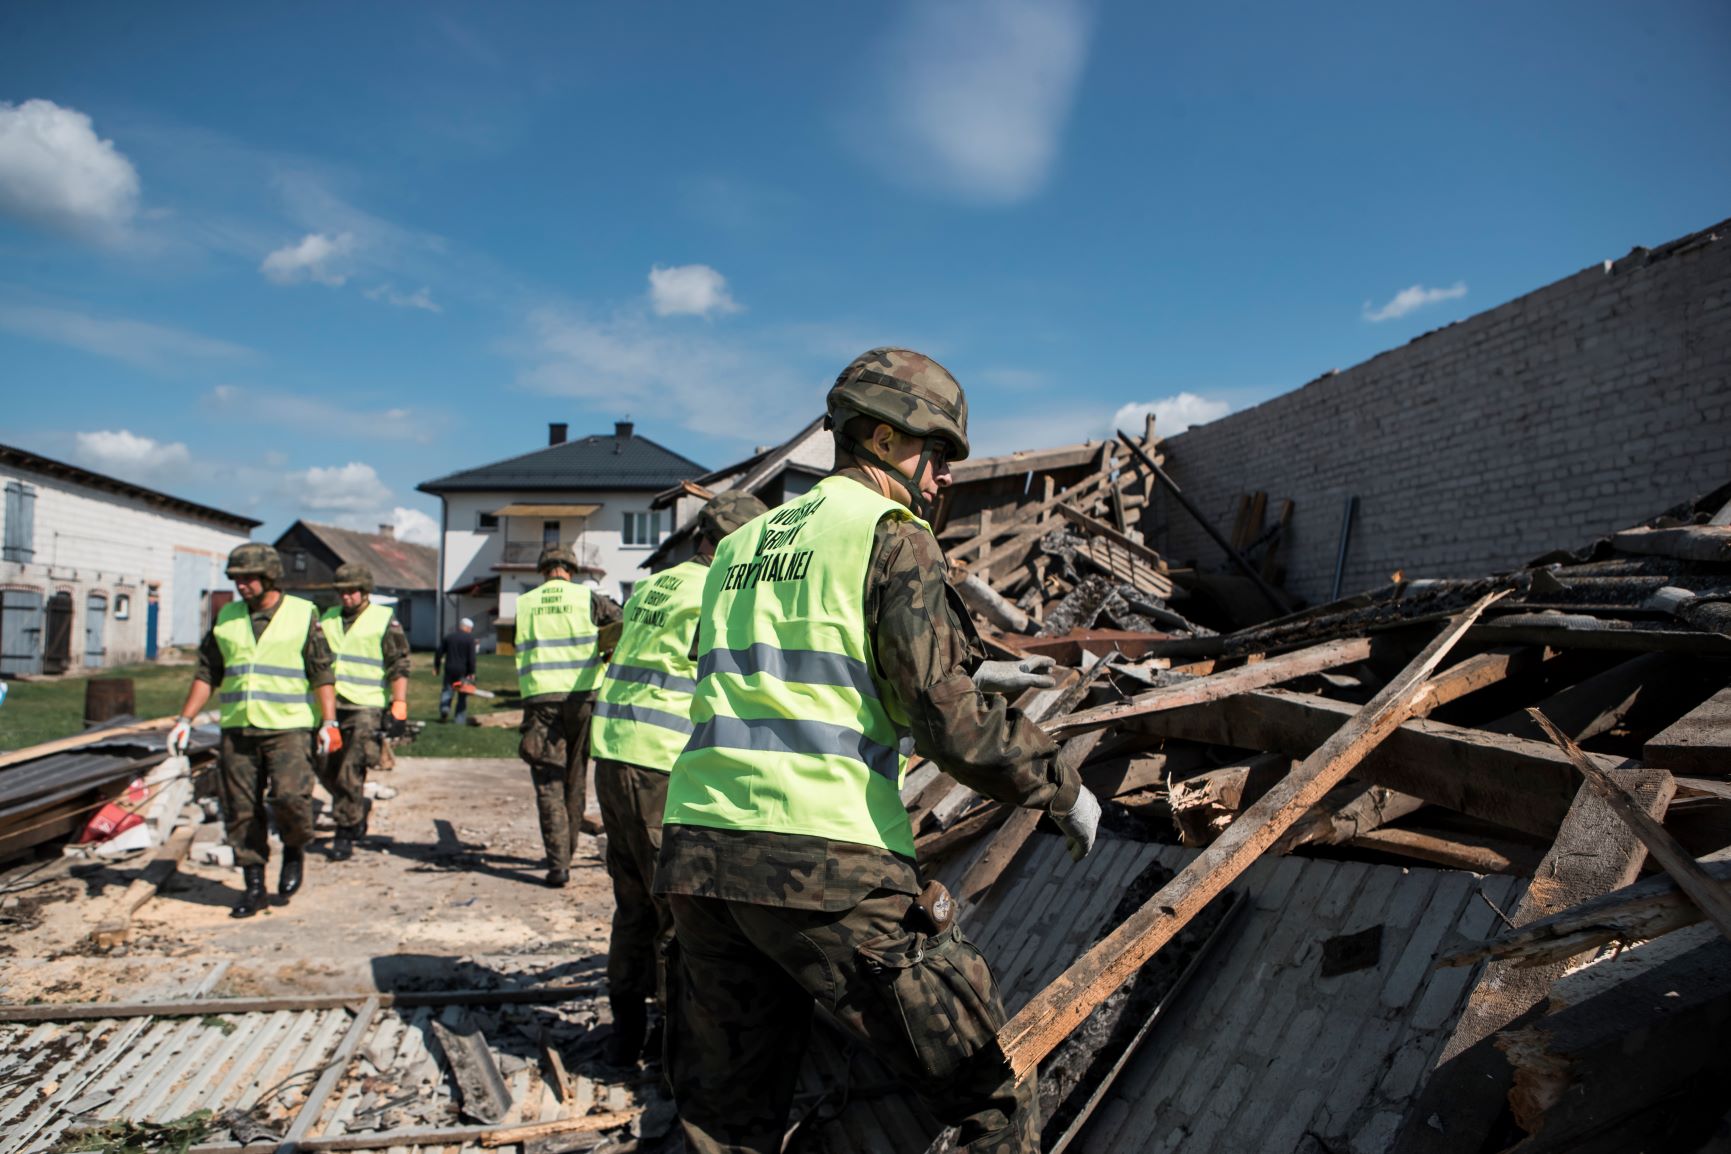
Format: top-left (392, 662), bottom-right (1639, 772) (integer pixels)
top-left (834, 427), bottom-right (940, 521)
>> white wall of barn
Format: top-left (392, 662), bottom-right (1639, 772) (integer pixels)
top-left (0, 465), bottom-right (252, 672)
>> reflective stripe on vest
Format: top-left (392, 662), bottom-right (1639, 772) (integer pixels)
top-left (214, 595), bottom-right (317, 729)
top-left (514, 579), bottom-right (601, 696)
top-left (321, 602), bottom-right (393, 708)
top-left (665, 475), bottom-right (921, 857)
top-left (589, 558), bottom-right (707, 772)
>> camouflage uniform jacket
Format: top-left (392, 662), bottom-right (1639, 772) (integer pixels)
top-left (341, 601), bottom-right (413, 680)
top-left (658, 468), bottom-right (1080, 911)
top-left (194, 593), bottom-right (336, 737)
top-left (521, 588), bottom-right (624, 705)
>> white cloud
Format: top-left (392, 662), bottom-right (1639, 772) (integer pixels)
top-left (73, 429), bottom-right (193, 484)
top-left (648, 264), bottom-right (741, 318)
top-left (853, 0), bottom-right (1093, 203)
top-left (206, 384), bottom-right (436, 442)
top-left (1112, 393), bottom-right (1232, 438)
top-left (0, 302), bottom-right (251, 374)
top-left (291, 462), bottom-right (393, 512)
top-left (1363, 281), bottom-right (1468, 323)
top-left (387, 506), bottom-right (439, 546)
top-left (364, 283), bottom-right (442, 312)
top-left (261, 231), bottom-right (355, 286)
top-left (0, 99), bottom-right (140, 240)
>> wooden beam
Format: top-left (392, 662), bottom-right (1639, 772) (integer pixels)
top-left (0, 711), bottom-right (214, 770)
top-left (191, 1111), bottom-right (640, 1154)
top-left (1045, 637), bottom-right (1371, 736)
top-left (1530, 707), bottom-right (1731, 944)
top-left (1407, 647), bottom-right (1545, 718)
top-left (1644, 683), bottom-right (1731, 776)
top-left (90, 820), bottom-right (199, 946)
top-left (1437, 850), bottom-right (1731, 971)
top-left (1346, 827), bottom-right (1523, 874)
top-left (1494, 651), bottom-right (1681, 744)
top-left (0, 983), bottom-right (599, 1023)
top-left (995, 591), bottom-right (1501, 1079)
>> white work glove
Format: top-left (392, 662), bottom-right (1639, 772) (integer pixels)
top-left (1052, 786), bottom-right (1101, 862)
top-left (316, 721), bottom-right (344, 758)
top-left (166, 717), bottom-right (194, 756)
top-left (971, 655), bottom-right (1058, 695)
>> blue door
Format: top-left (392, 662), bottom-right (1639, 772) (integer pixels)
top-left (0, 590), bottom-right (43, 676)
top-left (146, 597), bottom-right (160, 660)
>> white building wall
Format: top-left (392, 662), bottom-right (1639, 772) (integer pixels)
top-left (437, 488), bottom-right (676, 638)
top-left (0, 465), bottom-right (253, 671)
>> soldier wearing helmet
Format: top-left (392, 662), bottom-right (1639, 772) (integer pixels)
top-left (315, 563), bottom-right (411, 862)
top-left (513, 540), bottom-right (622, 888)
top-left (589, 489), bottom-right (768, 1067)
top-left (656, 349), bottom-right (1099, 1152)
top-left (167, 543), bottom-right (337, 918)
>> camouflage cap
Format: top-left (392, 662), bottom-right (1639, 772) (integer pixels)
top-left (827, 347), bottom-right (969, 461)
top-left (225, 543), bottom-right (283, 581)
top-left (696, 491), bottom-right (769, 543)
top-left (538, 544), bottom-right (580, 573)
top-left (333, 563), bottom-right (374, 592)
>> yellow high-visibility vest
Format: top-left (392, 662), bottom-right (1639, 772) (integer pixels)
top-left (320, 603), bottom-right (393, 708)
top-left (665, 475), bottom-right (921, 857)
top-left (590, 558), bottom-right (707, 772)
top-left (514, 579), bottom-right (601, 696)
top-left (214, 595), bottom-right (317, 730)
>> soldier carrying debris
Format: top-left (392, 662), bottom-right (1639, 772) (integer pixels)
top-left (589, 489), bottom-right (768, 1068)
top-left (656, 348), bottom-right (1101, 1153)
top-left (167, 543), bottom-right (337, 918)
top-left (514, 543), bottom-right (622, 888)
top-left (317, 563), bottom-right (410, 861)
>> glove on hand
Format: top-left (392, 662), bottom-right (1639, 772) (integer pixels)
top-left (1052, 786), bottom-right (1101, 862)
top-left (166, 717), bottom-right (193, 756)
top-left (972, 655), bottom-right (1058, 695)
top-left (316, 721), bottom-right (343, 757)
top-left (385, 700), bottom-right (408, 737)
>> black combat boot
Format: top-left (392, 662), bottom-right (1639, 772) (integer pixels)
top-left (329, 829), bottom-right (355, 861)
top-left (545, 866), bottom-right (570, 888)
top-left (230, 865), bottom-right (267, 919)
top-left (278, 846), bottom-right (305, 900)
top-left (606, 997), bottom-right (648, 1067)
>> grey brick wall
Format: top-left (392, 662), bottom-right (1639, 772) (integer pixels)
top-left (1151, 219), bottom-right (1731, 607)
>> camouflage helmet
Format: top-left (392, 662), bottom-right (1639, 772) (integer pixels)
top-left (696, 491), bottom-right (769, 544)
top-left (538, 543), bottom-right (580, 574)
top-left (826, 347), bottom-right (970, 461)
top-left (225, 543), bottom-right (283, 581)
top-left (333, 563), bottom-right (374, 593)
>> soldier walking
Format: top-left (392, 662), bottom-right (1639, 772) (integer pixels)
top-left (589, 490), bottom-right (767, 1067)
top-left (168, 544), bottom-right (339, 918)
top-left (657, 349), bottom-right (1101, 1152)
top-left (515, 544), bottom-right (621, 887)
top-left (317, 563), bottom-right (410, 861)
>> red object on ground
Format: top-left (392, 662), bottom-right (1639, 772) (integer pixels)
top-left (78, 779), bottom-right (148, 843)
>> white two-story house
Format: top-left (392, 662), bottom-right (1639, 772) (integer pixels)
top-left (418, 421), bottom-right (707, 648)
top-left (0, 442), bottom-right (259, 676)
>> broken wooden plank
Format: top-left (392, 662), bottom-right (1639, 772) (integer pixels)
top-left (90, 820), bottom-right (199, 947)
top-left (538, 1029), bottom-right (572, 1104)
top-left (0, 710), bottom-right (214, 770)
top-left (1494, 651), bottom-right (1683, 744)
top-left (191, 1111), bottom-right (640, 1154)
top-left (995, 591), bottom-right (1501, 1078)
top-left (1644, 683), bottom-right (1731, 776)
top-left (280, 996), bottom-right (381, 1152)
top-left (1530, 707), bottom-right (1731, 945)
top-left (1407, 647), bottom-right (1546, 717)
top-left (1045, 637), bottom-right (1371, 736)
top-left (1438, 849), bottom-right (1731, 971)
top-left (1345, 827), bottom-right (1526, 874)
top-left (1133, 688), bottom-right (1602, 837)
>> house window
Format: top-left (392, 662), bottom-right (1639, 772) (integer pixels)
top-left (292, 551), bottom-right (307, 573)
top-left (477, 512), bottom-right (499, 532)
top-left (543, 520), bottom-right (560, 548)
top-left (622, 511), bottom-right (663, 547)
top-left (619, 581), bottom-right (635, 602)
top-left (114, 593), bottom-right (131, 620)
top-left (3, 481), bottom-right (36, 562)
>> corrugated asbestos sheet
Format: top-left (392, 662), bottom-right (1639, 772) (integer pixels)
top-left (798, 832), bottom-right (1524, 1154)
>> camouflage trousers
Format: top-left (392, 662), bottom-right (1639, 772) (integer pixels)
top-left (218, 729), bottom-right (316, 867)
top-left (594, 759), bottom-right (673, 1006)
top-left (518, 693), bottom-right (594, 869)
top-left (314, 707), bottom-right (380, 830)
top-left (666, 890), bottom-right (1037, 1154)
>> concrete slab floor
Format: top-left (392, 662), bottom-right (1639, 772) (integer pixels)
top-left (0, 757), bottom-right (616, 1006)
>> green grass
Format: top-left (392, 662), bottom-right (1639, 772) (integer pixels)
top-left (0, 651), bottom-right (523, 758)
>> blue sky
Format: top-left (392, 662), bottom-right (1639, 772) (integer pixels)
top-left (2, 1), bottom-right (1727, 545)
